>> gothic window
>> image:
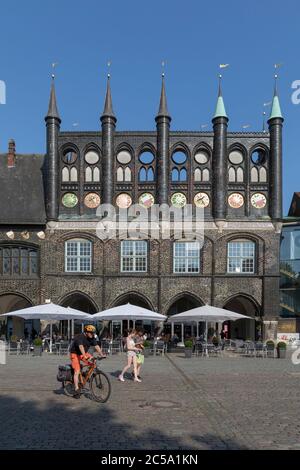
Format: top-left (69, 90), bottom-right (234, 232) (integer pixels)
top-left (70, 167), bottom-right (78, 182)
top-left (124, 167), bottom-right (132, 182)
top-left (93, 167), bottom-right (100, 182)
top-left (236, 167), bottom-right (244, 182)
top-left (251, 167), bottom-right (259, 182)
top-left (85, 167), bottom-right (92, 182)
top-left (202, 168), bottom-right (210, 182)
top-left (194, 168), bottom-right (201, 182)
top-left (229, 167), bottom-right (236, 182)
top-left (85, 151), bottom-right (99, 165)
top-left (172, 151), bottom-right (188, 182)
top-left (227, 240), bottom-right (255, 274)
top-left (172, 168), bottom-right (180, 182)
top-left (0, 245), bottom-right (38, 276)
top-left (229, 150), bottom-right (243, 165)
top-left (65, 239), bottom-right (92, 273)
top-left (147, 167), bottom-right (154, 181)
top-left (62, 167), bottom-right (69, 182)
top-left (139, 167), bottom-right (154, 182)
top-left (259, 167), bottom-right (267, 182)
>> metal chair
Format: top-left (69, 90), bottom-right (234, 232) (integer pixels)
top-left (101, 340), bottom-right (111, 355)
top-left (154, 340), bottom-right (166, 356)
top-left (111, 340), bottom-right (122, 354)
top-left (255, 342), bottom-right (265, 358)
top-left (19, 341), bottom-right (30, 355)
top-left (59, 341), bottom-right (70, 355)
top-left (8, 341), bottom-right (19, 355)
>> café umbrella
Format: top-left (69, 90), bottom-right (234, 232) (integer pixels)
top-left (91, 303), bottom-right (167, 337)
top-left (2, 302), bottom-right (92, 353)
top-left (167, 304), bottom-right (251, 349)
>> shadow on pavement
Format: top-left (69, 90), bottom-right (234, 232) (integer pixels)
top-left (0, 394), bottom-right (248, 450)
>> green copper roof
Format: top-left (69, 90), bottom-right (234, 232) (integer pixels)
top-left (269, 94), bottom-right (283, 119)
top-left (213, 95), bottom-right (227, 119)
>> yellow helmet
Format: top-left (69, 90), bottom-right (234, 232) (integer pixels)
top-left (84, 324), bottom-right (96, 333)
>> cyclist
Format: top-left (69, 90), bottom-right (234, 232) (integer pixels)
top-left (70, 325), bottom-right (105, 399)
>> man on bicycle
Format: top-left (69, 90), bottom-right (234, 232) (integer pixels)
top-left (70, 325), bottom-right (105, 399)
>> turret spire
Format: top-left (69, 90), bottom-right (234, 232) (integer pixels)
top-left (45, 75), bottom-right (60, 121)
top-left (101, 74), bottom-right (116, 120)
top-left (156, 73), bottom-right (171, 120)
top-left (269, 74), bottom-right (283, 120)
top-left (213, 75), bottom-right (227, 119)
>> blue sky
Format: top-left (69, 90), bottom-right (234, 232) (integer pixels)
top-left (0, 0), bottom-right (299, 214)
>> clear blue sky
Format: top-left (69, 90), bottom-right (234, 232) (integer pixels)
top-left (0, 0), bottom-right (299, 214)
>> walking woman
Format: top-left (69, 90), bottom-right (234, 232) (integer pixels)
top-left (118, 329), bottom-right (141, 382)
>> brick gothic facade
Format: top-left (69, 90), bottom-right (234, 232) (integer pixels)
top-left (0, 76), bottom-right (283, 340)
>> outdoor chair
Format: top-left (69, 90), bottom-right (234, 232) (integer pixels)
top-left (266, 343), bottom-right (276, 358)
top-left (154, 340), bottom-right (166, 356)
top-left (19, 341), bottom-right (30, 355)
top-left (59, 341), bottom-right (70, 355)
top-left (8, 341), bottom-right (19, 355)
top-left (195, 341), bottom-right (204, 357)
top-left (111, 340), bottom-right (122, 354)
top-left (255, 342), bottom-right (265, 358)
top-left (101, 340), bottom-right (111, 355)
top-left (245, 341), bottom-right (256, 357)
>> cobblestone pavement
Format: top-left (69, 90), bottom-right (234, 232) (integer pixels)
top-left (0, 351), bottom-right (300, 450)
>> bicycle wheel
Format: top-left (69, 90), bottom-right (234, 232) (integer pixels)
top-left (90, 370), bottom-right (111, 403)
top-left (63, 380), bottom-right (76, 397)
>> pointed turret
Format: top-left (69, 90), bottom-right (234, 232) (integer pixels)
top-left (213, 75), bottom-right (227, 119)
top-left (156, 74), bottom-right (171, 120)
top-left (156, 74), bottom-right (171, 205)
top-left (212, 75), bottom-right (229, 225)
top-left (269, 75), bottom-right (283, 120)
top-left (45, 76), bottom-right (61, 122)
top-left (101, 74), bottom-right (116, 121)
top-left (268, 74), bottom-right (284, 221)
top-left (45, 75), bottom-right (61, 221)
top-left (101, 74), bottom-right (116, 205)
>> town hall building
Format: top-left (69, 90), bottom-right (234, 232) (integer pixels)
top-left (0, 73), bottom-right (284, 340)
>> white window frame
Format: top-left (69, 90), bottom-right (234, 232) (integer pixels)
top-left (65, 239), bottom-right (92, 273)
top-left (227, 240), bottom-right (255, 274)
top-left (173, 242), bottom-right (200, 274)
top-left (121, 240), bottom-right (148, 273)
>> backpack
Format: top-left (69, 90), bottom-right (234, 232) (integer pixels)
top-left (57, 364), bottom-right (73, 382)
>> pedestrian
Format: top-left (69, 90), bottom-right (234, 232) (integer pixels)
top-left (118, 329), bottom-right (141, 383)
top-left (132, 329), bottom-right (145, 380)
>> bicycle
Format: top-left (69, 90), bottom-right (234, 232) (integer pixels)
top-left (63, 356), bottom-right (111, 403)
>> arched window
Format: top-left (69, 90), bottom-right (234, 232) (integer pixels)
top-left (139, 167), bottom-right (147, 182)
top-left (259, 167), bottom-right (267, 182)
top-left (227, 240), bottom-right (255, 274)
top-left (236, 167), bottom-right (244, 182)
top-left (85, 167), bottom-right (92, 182)
top-left (93, 167), bottom-right (100, 182)
top-left (70, 167), bottom-right (78, 182)
top-left (172, 168), bottom-right (180, 182)
top-left (251, 167), bottom-right (259, 183)
top-left (124, 167), bottom-right (131, 182)
top-left (202, 168), bottom-right (210, 182)
top-left (194, 168), bottom-right (201, 182)
top-left (229, 167), bottom-right (236, 182)
top-left (65, 239), bottom-right (92, 273)
top-left (180, 168), bottom-right (187, 181)
top-left (147, 167), bottom-right (154, 181)
top-left (117, 167), bottom-right (124, 182)
top-left (62, 167), bottom-right (69, 182)
top-left (0, 245), bottom-right (38, 276)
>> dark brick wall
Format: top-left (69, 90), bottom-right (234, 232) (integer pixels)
top-left (0, 226), bottom-right (280, 320)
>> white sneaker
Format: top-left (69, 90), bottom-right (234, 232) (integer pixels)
top-left (118, 375), bottom-right (125, 382)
